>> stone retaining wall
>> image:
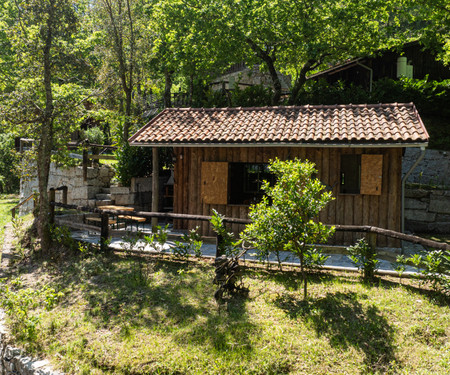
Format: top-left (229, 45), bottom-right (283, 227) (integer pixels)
top-left (403, 148), bottom-right (450, 187)
top-left (20, 163), bottom-right (114, 214)
top-left (0, 311), bottom-right (62, 375)
top-left (405, 187), bottom-right (450, 233)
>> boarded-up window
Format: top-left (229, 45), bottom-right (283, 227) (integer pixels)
top-left (201, 162), bottom-right (228, 204)
top-left (360, 154), bottom-right (383, 195)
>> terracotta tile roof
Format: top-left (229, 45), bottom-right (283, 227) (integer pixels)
top-left (129, 103), bottom-right (429, 146)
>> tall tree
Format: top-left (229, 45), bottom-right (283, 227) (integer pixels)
top-left (169, 0), bottom-right (398, 105)
top-left (0, 0), bottom-right (88, 252)
top-left (93, 0), bottom-right (146, 141)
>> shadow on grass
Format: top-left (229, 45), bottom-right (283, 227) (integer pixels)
top-left (275, 291), bottom-right (397, 374)
top-left (52, 251), bottom-right (257, 354)
top-left (377, 276), bottom-right (450, 307)
top-left (245, 267), bottom-right (339, 292)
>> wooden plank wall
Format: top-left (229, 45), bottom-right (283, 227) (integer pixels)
top-left (173, 146), bottom-right (402, 247)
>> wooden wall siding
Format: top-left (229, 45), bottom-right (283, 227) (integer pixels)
top-left (173, 147), bottom-right (402, 247)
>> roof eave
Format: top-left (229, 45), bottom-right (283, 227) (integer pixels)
top-left (129, 141), bottom-right (429, 148)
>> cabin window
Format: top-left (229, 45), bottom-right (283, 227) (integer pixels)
top-left (340, 155), bottom-right (361, 194)
top-left (229, 163), bottom-right (275, 205)
top-left (340, 154), bottom-right (383, 195)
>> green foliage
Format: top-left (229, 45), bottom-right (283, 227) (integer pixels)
top-left (50, 224), bottom-right (77, 251)
top-left (144, 224), bottom-right (169, 253)
top-left (113, 144), bottom-right (153, 186)
top-left (173, 226), bottom-right (203, 259)
top-left (210, 209), bottom-right (241, 256)
top-left (242, 158), bottom-right (334, 298)
top-left (400, 249), bottom-right (450, 295)
top-left (83, 127), bottom-right (105, 145)
top-left (0, 132), bottom-right (19, 193)
top-left (347, 238), bottom-right (379, 281)
top-left (0, 277), bottom-right (63, 345)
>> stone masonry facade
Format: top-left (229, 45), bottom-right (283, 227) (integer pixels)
top-left (405, 187), bottom-right (450, 233)
top-left (20, 163), bottom-right (115, 214)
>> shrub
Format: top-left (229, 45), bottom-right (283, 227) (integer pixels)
top-left (347, 238), bottom-right (379, 281)
top-left (402, 250), bottom-right (450, 295)
top-left (242, 158), bottom-right (334, 298)
top-left (83, 126), bottom-right (105, 145)
top-left (210, 209), bottom-right (241, 257)
top-left (173, 226), bottom-right (203, 259)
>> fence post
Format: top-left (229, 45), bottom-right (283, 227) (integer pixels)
top-left (100, 213), bottom-right (110, 251)
top-left (82, 148), bottom-right (88, 182)
top-left (215, 234), bottom-right (224, 258)
top-left (61, 186), bottom-right (68, 205)
top-left (49, 188), bottom-right (55, 225)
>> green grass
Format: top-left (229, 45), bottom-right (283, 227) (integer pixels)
top-left (0, 194), bottom-right (19, 253)
top-left (2, 250), bottom-right (449, 375)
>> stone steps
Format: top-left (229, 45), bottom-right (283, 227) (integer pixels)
top-left (96, 193), bottom-right (112, 201)
top-left (95, 199), bottom-right (115, 207)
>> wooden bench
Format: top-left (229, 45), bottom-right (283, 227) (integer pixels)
top-left (85, 216), bottom-right (117, 226)
top-left (118, 215), bottom-right (147, 230)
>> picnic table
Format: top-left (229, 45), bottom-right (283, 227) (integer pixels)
top-left (97, 205), bottom-right (146, 230)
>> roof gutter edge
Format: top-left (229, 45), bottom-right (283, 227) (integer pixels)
top-left (129, 142), bottom-right (429, 148)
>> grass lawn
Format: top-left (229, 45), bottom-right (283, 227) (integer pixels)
top-left (0, 194), bottom-right (19, 252)
top-left (1, 248), bottom-right (448, 375)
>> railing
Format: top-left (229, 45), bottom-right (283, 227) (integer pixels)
top-left (11, 193), bottom-right (38, 218)
top-left (50, 201), bottom-right (450, 256)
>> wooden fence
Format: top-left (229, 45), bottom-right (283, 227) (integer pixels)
top-left (50, 200), bottom-right (450, 257)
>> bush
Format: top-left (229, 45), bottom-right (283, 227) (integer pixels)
top-left (400, 250), bottom-right (450, 295)
top-left (114, 144), bottom-right (153, 186)
top-left (242, 158), bottom-right (334, 298)
top-left (347, 238), bottom-right (379, 281)
top-left (83, 126), bottom-right (105, 145)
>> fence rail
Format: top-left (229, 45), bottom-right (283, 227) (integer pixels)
top-left (11, 193), bottom-right (37, 218)
top-left (50, 201), bottom-right (450, 253)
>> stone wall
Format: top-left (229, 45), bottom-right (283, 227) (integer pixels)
top-left (0, 311), bottom-right (62, 375)
top-left (20, 163), bottom-right (115, 214)
top-left (405, 187), bottom-right (450, 233)
top-left (110, 176), bottom-right (169, 211)
top-left (403, 148), bottom-right (450, 187)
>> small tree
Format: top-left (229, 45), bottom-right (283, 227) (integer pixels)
top-left (242, 158), bottom-right (334, 298)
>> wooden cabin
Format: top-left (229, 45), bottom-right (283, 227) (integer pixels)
top-left (129, 103), bottom-right (429, 247)
top-left (307, 42), bottom-right (450, 90)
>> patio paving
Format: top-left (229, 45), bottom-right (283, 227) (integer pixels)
top-left (70, 222), bottom-right (422, 273)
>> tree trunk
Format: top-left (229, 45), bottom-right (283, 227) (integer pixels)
top-left (245, 38), bottom-right (282, 105)
top-left (289, 57), bottom-right (328, 105)
top-left (164, 69), bottom-right (173, 108)
top-left (37, 1), bottom-right (56, 253)
top-left (124, 87), bottom-right (132, 140)
top-left (299, 245), bottom-right (307, 299)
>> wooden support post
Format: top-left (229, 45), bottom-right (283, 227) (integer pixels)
top-left (62, 186), bottom-right (68, 205)
top-left (82, 148), bottom-right (88, 181)
top-left (11, 207), bottom-right (16, 218)
top-left (49, 188), bottom-right (55, 225)
top-left (152, 147), bottom-right (159, 231)
top-left (100, 213), bottom-right (110, 251)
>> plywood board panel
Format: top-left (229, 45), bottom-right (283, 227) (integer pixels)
top-left (361, 154), bottom-right (383, 195)
top-left (201, 162), bottom-right (228, 205)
